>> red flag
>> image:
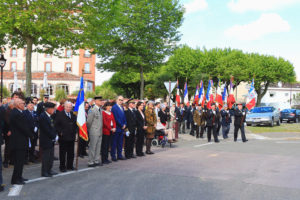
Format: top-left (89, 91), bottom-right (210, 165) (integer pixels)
top-left (227, 77), bottom-right (236, 109)
top-left (194, 84), bottom-right (199, 104)
top-left (215, 79), bottom-right (223, 110)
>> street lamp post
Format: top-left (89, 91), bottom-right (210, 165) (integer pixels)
top-left (0, 54), bottom-right (7, 102)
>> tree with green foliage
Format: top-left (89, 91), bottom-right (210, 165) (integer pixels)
top-left (55, 89), bottom-right (67, 102)
top-left (0, 0), bottom-right (120, 97)
top-left (96, 0), bottom-right (184, 99)
top-left (95, 81), bottom-right (117, 99)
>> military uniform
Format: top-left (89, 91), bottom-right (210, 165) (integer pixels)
top-left (206, 108), bottom-right (220, 143)
top-left (233, 107), bottom-right (247, 142)
top-left (193, 107), bottom-right (206, 138)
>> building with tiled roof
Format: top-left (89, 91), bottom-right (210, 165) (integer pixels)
top-left (2, 47), bottom-right (96, 98)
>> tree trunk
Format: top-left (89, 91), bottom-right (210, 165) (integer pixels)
top-left (25, 37), bottom-right (33, 97)
top-left (256, 81), bottom-right (270, 107)
top-left (139, 66), bottom-right (144, 100)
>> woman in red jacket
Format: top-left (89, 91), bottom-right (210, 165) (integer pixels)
top-left (101, 102), bottom-right (116, 164)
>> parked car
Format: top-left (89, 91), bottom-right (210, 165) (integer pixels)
top-left (246, 106), bottom-right (280, 127)
top-left (280, 109), bottom-right (300, 123)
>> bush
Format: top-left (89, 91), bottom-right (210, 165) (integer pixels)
top-left (55, 89), bottom-right (67, 102)
top-left (1, 86), bottom-right (10, 98)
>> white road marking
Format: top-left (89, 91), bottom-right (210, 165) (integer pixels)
top-left (248, 134), bottom-right (269, 140)
top-left (276, 141), bottom-right (300, 144)
top-left (8, 167), bottom-right (95, 196)
top-left (194, 143), bottom-right (213, 148)
top-left (8, 185), bottom-right (23, 197)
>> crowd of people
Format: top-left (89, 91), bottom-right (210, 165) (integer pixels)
top-left (0, 92), bottom-right (248, 192)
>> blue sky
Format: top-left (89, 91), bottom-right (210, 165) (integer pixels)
top-left (96, 0), bottom-right (300, 85)
top-left (179, 0), bottom-right (300, 81)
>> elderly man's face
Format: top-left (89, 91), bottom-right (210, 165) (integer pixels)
top-left (17, 99), bottom-right (25, 110)
top-left (117, 96), bottom-right (124, 105)
top-left (27, 103), bottom-right (34, 111)
top-left (64, 103), bottom-right (73, 113)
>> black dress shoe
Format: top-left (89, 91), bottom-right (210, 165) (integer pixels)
top-left (49, 171), bottom-right (58, 176)
top-left (118, 157), bottom-right (126, 160)
top-left (11, 180), bottom-right (25, 185)
top-left (125, 156), bottom-right (131, 159)
top-left (112, 158), bottom-right (118, 162)
top-left (215, 140), bottom-right (220, 143)
top-left (21, 177), bottom-right (29, 182)
top-left (131, 155), bottom-right (137, 159)
top-left (67, 167), bottom-right (77, 171)
top-left (60, 168), bottom-right (67, 172)
top-left (88, 163), bottom-right (96, 167)
top-left (102, 160), bottom-right (111, 164)
top-left (145, 151), bottom-right (151, 155)
top-left (41, 173), bottom-right (52, 178)
top-left (0, 185), bottom-right (4, 192)
top-left (94, 163), bottom-right (103, 167)
top-left (243, 139), bottom-right (248, 143)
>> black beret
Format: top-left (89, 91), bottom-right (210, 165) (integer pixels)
top-left (44, 94), bottom-right (49, 98)
top-left (94, 96), bottom-right (102, 100)
top-left (127, 98), bottom-right (135, 104)
top-left (44, 102), bottom-right (56, 108)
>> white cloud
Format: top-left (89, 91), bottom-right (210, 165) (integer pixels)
top-left (184, 0), bottom-right (208, 14)
top-left (228, 0), bottom-right (300, 13)
top-left (224, 13), bottom-right (290, 41)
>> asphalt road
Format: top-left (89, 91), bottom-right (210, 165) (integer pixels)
top-left (1, 127), bottom-right (300, 200)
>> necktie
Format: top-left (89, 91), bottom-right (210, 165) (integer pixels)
top-left (67, 112), bottom-right (71, 119)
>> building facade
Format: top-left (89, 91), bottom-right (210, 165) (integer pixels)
top-left (2, 47), bottom-right (96, 98)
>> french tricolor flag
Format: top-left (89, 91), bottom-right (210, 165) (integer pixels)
top-left (74, 77), bottom-right (88, 141)
top-left (246, 79), bottom-right (257, 110)
top-left (206, 80), bottom-right (214, 109)
top-left (194, 84), bottom-right (199, 104)
top-left (215, 79), bottom-right (223, 110)
top-left (176, 79), bottom-right (181, 106)
top-left (198, 80), bottom-right (205, 107)
top-left (184, 81), bottom-right (189, 106)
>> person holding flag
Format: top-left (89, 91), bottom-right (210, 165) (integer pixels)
top-left (234, 102), bottom-right (248, 143)
top-left (206, 80), bottom-right (214, 109)
top-left (198, 80), bottom-right (205, 107)
top-left (215, 80), bottom-right (223, 110)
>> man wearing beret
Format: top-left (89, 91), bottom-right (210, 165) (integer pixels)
top-left (234, 103), bottom-right (248, 142)
top-left (36, 94), bottom-right (49, 116)
top-left (39, 102), bottom-right (58, 177)
top-left (87, 96), bottom-right (103, 167)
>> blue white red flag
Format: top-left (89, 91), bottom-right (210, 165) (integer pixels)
top-left (184, 82), bottom-right (189, 106)
top-left (246, 79), bottom-right (257, 110)
top-left (74, 77), bottom-right (88, 141)
top-left (227, 77), bottom-right (236, 109)
top-left (176, 79), bottom-right (180, 106)
top-left (222, 82), bottom-right (227, 102)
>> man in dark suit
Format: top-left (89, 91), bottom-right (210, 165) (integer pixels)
top-left (111, 96), bottom-right (127, 161)
top-left (24, 99), bottom-right (39, 163)
top-left (175, 103), bottom-right (186, 134)
top-left (36, 94), bottom-right (49, 116)
top-left (189, 104), bottom-right (196, 136)
top-left (234, 103), bottom-right (248, 142)
top-left (39, 102), bottom-right (58, 177)
top-left (10, 98), bottom-right (33, 185)
top-left (206, 103), bottom-right (220, 143)
top-left (124, 99), bottom-right (137, 159)
top-left (55, 101), bottom-right (77, 172)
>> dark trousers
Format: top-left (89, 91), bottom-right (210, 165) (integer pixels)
top-left (11, 149), bottom-right (26, 184)
top-left (146, 138), bottom-right (153, 152)
top-left (136, 131), bottom-right (144, 155)
top-left (186, 120), bottom-right (191, 129)
top-left (234, 125), bottom-right (247, 141)
top-left (222, 124), bottom-right (230, 139)
top-left (111, 132), bottom-right (124, 159)
top-left (125, 130), bottom-right (135, 158)
top-left (59, 140), bottom-right (74, 169)
top-left (0, 147), bottom-right (3, 185)
top-left (3, 134), bottom-right (11, 164)
top-left (78, 137), bottom-right (88, 156)
top-left (29, 136), bottom-right (38, 160)
top-left (178, 121), bottom-right (185, 134)
top-left (101, 134), bottom-right (110, 162)
top-left (41, 147), bottom-right (54, 175)
top-left (190, 122), bottom-right (195, 135)
top-left (195, 125), bottom-right (205, 138)
top-left (217, 121), bottom-right (221, 136)
top-left (207, 125), bottom-right (219, 142)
